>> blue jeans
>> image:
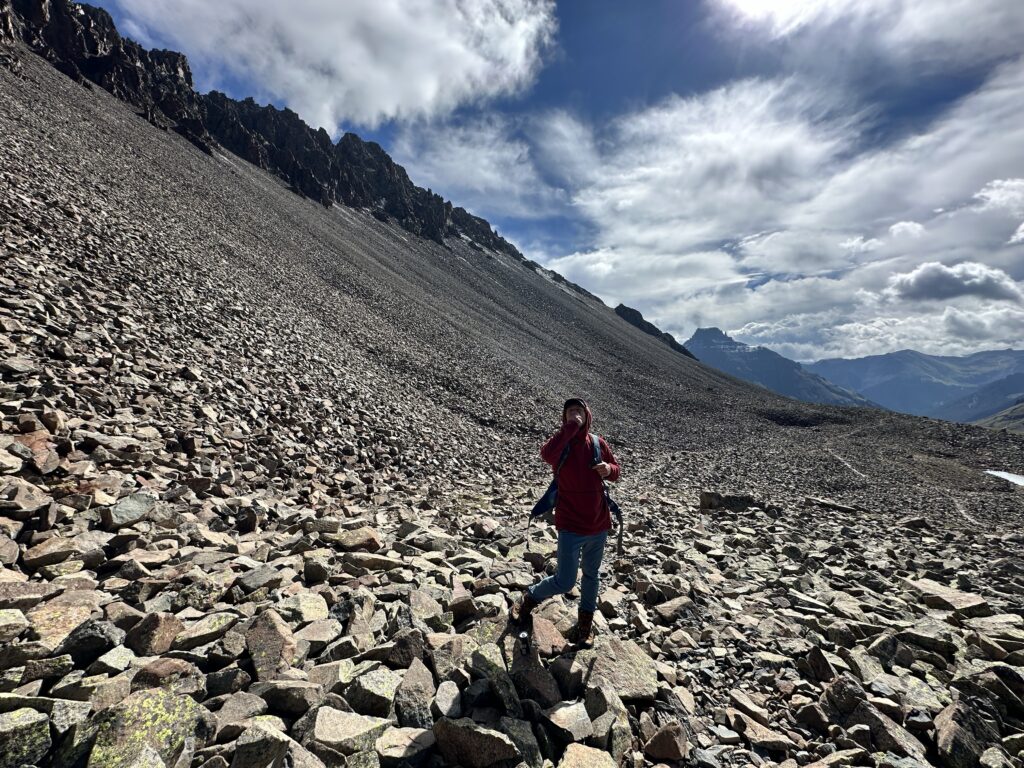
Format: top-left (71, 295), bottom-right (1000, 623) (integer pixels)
top-left (527, 530), bottom-right (608, 613)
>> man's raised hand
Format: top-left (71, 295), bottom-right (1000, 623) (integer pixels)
top-left (593, 462), bottom-right (611, 478)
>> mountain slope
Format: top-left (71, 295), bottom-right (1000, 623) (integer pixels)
top-left (0, 0), bottom-right (545, 261)
top-left (807, 348), bottom-right (1024, 416)
top-left (978, 401), bottom-right (1024, 433)
top-left (3, 8), bottom-right (1020, 515)
top-left (684, 328), bottom-right (874, 407)
top-left (929, 373), bottom-right (1024, 423)
top-left (614, 304), bottom-right (697, 360)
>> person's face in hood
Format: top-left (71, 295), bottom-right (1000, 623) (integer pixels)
top-left (563, 399), bottom-right (592, 433)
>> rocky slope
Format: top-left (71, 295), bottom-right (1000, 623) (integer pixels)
top-left (0, 0), bottom-right (533, 259)
top-left (614, 306), bottom-right (697, 361)
top-left (2, 12), bottom-right (1024, 768)
top-left (684, 330), bottom-right (873, 409)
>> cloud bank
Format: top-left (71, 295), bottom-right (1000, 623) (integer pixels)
top-left (886, 262), bottom-right (1024, 302)
top-left (111, 0), bottom-right (556, 131)
top-left (396, 2), bottom-right (1024, 360)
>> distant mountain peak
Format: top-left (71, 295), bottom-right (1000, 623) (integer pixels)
top-left (807, 348), bottom-right (1024, 417)
top-left (684, 328), bottom-right (873, 408)
top-left (689, 326), bottom-right (732, 342)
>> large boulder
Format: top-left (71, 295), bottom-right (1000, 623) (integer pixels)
top-left (558, 743), bottom-right (618, 768)
top-left (433, 717), bottom-right (521, 768)
top-left (553, 637), bottom-right (658, 702)
top-left (394, 657), bottom-right (435, 729)
top-left (87, 688), bottom-right (213, 768)
top-left (0, 707), bottom-right (51, 768)
top-left (304, 707), bottom-right (390, 756)
top-left (935, 699), bottom-right (1002, 768)
top-left (246, 609), bottom-right (296, 681)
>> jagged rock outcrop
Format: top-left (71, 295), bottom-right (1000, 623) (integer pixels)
top-left (202, 92), bottom-right (339, 205)
top-left (615, 304), bottom-right (697, 360)
top-left (2, 0), bottom-right (212, 149)
top-left (1, 0), bottom-right (530, 257)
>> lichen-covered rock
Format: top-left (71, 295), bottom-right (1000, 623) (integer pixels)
top-left (304, 707), bottom-right (390, 756)
top-left (87, 688), bottom-right (212, 768)
top-left (345, 666), bottom-right (402, 718)
top-left (100, 492), bottom-right (157, 530)
top-left (246, 609), bottom-right (296, 682)
top-left (230, 722), bottom-right (292, 768)
top-left (172, 612), bottom-right (239, 650)
top-left (0, 707), bottom-right (50, 768)
top-left (432, 717), bottom-right (521, 768)
top-left (394, 657), bottom-right (435, 729)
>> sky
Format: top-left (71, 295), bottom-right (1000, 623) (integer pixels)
top-left (94, 0), bottom-right (1024, 362)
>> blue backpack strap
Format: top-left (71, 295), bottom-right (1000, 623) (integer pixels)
top-left (593, 434), bottom-right (624, 554)
top-left (556, 441), bottom-right (572, 474)
top-left (529, 442), bottom-right (572, 521)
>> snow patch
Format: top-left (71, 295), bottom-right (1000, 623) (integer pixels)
top-left (986, 470), bottom-right (1024, 486)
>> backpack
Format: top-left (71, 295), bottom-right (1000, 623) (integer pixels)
top-left (528, 434), bottom-right (623, 554)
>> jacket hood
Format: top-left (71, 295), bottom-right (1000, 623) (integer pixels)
top-left (562, 398), bottom-right (592, 434)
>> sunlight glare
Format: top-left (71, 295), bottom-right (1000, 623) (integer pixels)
top-left (717, 0), bottom-right (838, 35)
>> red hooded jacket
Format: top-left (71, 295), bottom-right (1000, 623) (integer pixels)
top-left (540, 400), bottom-right (621, 535)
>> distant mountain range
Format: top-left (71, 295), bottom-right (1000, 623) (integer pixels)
top-left (682, 328), bottom-right (873, 407)
top-left (806, 349), bottom-right (1024, 418)
top-left (679, 329), bottom-right (1024, 432)
top-left (928, 372), bottom-right (1024, 423)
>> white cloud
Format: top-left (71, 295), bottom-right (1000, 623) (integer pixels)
top-left (110, 0), bottom-right (556, 130)
top-left (525, 57), bottom-right (1024, 359)
top-left (974, 178), bottom-right (1024, 216)
top-left (536, 78), bottom-right (856, 263)
top-left (392, 115), bottom-right (565, 219)
top-left (886, 262), bottom-right (1024, 302)
top-left (712, 0), bottom-right (1024, 70)
top-left (889, 221), bottom-right (924, 238)
top-left (1011, 222), bottom-right (1024, 245)
top-left (840, 236), bottom-right (882, 254)
top-left (942, 305), bottom-right (1024, 342)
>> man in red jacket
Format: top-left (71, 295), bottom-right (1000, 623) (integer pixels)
top-left (515, 397), bottom-right (620, 647)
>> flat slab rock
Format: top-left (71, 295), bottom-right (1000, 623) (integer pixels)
top-left (558, 743), bottom-right (619, 768)
top-left (560, 636), bottom-right (659, 702)
top-left (901, 578), bottom-right (991, 617)
top-left (432, 716), bottom-right (521, 768)
top-left (306, 707), bottom-right (390, 755)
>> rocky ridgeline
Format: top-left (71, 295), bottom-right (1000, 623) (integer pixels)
top-left (0, 0), bottom-right (553, 265)
top-left (613, 307), bottom-right (696, 362)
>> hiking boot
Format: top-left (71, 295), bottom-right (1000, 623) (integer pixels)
top-left (574, 609), bottom-right (596, 648)
top-left (512, 591), bottom-right (539, 625)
